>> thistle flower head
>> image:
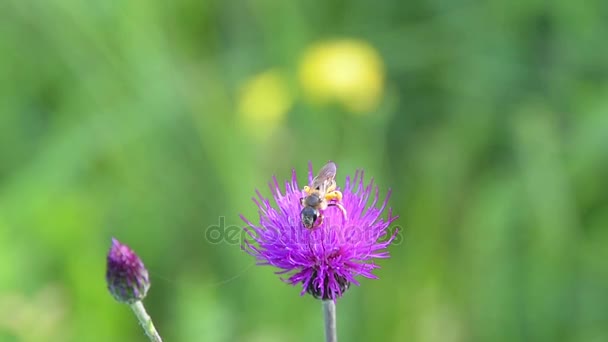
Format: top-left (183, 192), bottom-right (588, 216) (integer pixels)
top-left (106, 238), bottom-right (150, 304)
top-left (241, 163), bottom-right (398, 301)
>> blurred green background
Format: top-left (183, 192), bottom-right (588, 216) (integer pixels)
top-left (1, 0), bottom-right (607, 341)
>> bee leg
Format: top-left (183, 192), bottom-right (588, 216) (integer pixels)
top-left (303, 185), bottom-right (311, 194)
top-left (325, 190), bottom-right (343, 202)
top-left (314, 213), bottom-right (324, 228)
top-left (325, 182), bottom-right (337, 193)
top-left (327, 202), bottom-right (348, 223)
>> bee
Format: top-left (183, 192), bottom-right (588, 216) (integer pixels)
top-left (300, 161), bottom-right (347, 229)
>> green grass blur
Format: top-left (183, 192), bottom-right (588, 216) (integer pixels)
top-left (1, 1), bottom-right (608, 341)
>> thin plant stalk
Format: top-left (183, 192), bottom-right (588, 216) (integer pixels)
top-left (323, 300), bottom-right (337, 342)
top-left (130, 300), bottom-right (163, 342)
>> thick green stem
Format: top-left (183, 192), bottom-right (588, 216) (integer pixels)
top-left (130, 301), bottom-right (163, 342)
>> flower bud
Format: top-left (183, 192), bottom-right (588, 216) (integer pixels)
top-left (106, 238), bottom-right (150, 304)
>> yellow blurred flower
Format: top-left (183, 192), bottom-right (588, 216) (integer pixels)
top-left (237, 69), bottom-right (292, 140)
top-left (298, 39), bottom-right (385, 113)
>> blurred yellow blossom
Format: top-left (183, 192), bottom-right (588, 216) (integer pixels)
top-left (298, 39), bottom-right (385, 113)
top-left (237, 69), bottom-right (293, 140)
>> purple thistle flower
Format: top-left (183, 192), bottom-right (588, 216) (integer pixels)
top-left (241, 163), bottom-right (398, 301)
top-left (106, 238), bottom-right (150, 304)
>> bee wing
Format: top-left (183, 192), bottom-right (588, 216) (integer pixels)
top-left (309, 161), bottom-right (337, 190)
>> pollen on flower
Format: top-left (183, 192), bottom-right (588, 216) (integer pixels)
top-left (241, 163), bottom-right (398, 301)
top-left (106, 238), bottom-right (150, 304)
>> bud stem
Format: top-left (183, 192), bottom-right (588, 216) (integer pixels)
top-left (322, 300), bottom-right (337, 342)
top-left (130, 300), bottom-right (163, 342)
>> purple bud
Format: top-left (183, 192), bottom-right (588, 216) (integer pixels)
top-left (106, 238), bottom-right (150, 304)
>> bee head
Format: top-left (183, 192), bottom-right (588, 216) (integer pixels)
top-left (301, 206), bottom-right (319, 229)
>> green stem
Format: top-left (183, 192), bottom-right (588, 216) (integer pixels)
top-left (130, 300), bottom-right (163, 342)
top-left (323, 300), bottom-right (337, 342)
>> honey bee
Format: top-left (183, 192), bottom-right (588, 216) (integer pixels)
top-left (300, 161), bottom-right (347, 229)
